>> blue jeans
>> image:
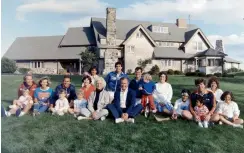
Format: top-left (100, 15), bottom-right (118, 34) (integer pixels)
top-left (154, 101), bottom-right (173, 113)
top-left (107, 104), bottom-right (143, 119)
top-left (33, 103), bottom-right (49, 113)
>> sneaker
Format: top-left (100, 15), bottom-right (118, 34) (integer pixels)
top-left (152, 109), bottom-right (157, 113)
top-left (9, 105), bottom-right (17, 109)
top-left (1, 105), bottom-right (7, 117)
top-left (233, 124), bottom-right (243, 128)
top-left (203, 121), bottom-right (208, 128)
top-left (126, 118), bottom-right (134, 123)
top-left (77, 116), bottom-right (89, 120)
top-left (144, 107), bottom-right (150, 118)
top-left (115, 118), bottom-right (124, 123)
top-left (18, 112), bottom-right (25, 117)
top-left (58, 112), bottom-right (64, 116)
top-left (33, 110), bottom-right (39, 116)
top-left (74, 114), bottom-right (77, 118)
top-left (198, 122), bottom-right (203, 128)
top-left (16, 108), bottom-right (21, 117)
top-left (100, 116), bottom-right (106, 121)
top-left (6, 111), bottom-right (11, 117)
top-left (219, 121), bottom-right (223, 125)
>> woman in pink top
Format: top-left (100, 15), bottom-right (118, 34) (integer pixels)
top-left (80, 76), bottom-right (95, 100)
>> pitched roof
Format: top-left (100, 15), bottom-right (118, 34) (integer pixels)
top-left (60, 27), bottom-right (96, 46)
top-left (122, 25), bottom-right (157, 46)
top-left (224, 57), bottom-right (241, 64)
top-left (153, 47), bottom-right (192, 59)
top-left (91, 17), bottom-right (198, 43)
top-left (193, 48), bottom-right (227, 57)
top-left (3, 36), bottom-right (85, 60)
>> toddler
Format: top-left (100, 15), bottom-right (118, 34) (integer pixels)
top-left (194, 96), bottom-right (209, 128)
top-left (51, 89), bottom-right (69, 116)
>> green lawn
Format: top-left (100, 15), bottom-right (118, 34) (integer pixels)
top-left (1, 75), bottom-right (244, 153)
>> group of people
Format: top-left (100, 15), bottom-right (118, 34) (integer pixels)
top-left (1, 61), bottom-right (243, 128)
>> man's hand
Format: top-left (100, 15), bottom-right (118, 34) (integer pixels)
top-left (122, 113), bottom-right (128, 120)
top-left (139, 87), bottom-right (143, 90)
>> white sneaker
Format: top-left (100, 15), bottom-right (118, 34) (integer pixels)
top-left (152, 109), bottom-right (157, 113)
top-left (77, 116), bottom-right (89, 120)
top-left (6, 111), bottom-right (11, 117)
top-left (18, 112), bottom-right (25, 117)
top-left (233, 124), bottom-right (243, 128)
top-left (198, 122), bottom-right (203, 128)
top-left (9, 105), bottom-right (17, 109)
top-left (74, 114), bottom-right (77, 118)
top-left (100, 116), bottom-right (106, 121)
top-left (115, 118), bottom-right (124, 123)
top-left (58, 112), bottom-right (64, 116)
top-left (203, 121), bottom-right (208, 128)
top-left (126, 118), bottom-right (135, 123)
top-left (219, 121), bottom-right (223, 125)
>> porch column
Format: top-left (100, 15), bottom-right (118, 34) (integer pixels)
top-left (79, 58), bottom-right (82, 75)
top-left (195, 58), bottom-right (198, 71)
top-left (56, 60), bottom-right (59, 74)
top-left (29, 62), bottom-right (32, 68)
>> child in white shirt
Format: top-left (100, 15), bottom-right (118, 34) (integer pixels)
top-left (72, 90), bottom-right (88, 117)
top-left (217, 91), bottom-right (243, 128)
top-left (51, 89), bottom-right (69, 116)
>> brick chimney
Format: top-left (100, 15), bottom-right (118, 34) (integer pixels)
top-left (215, 40), bottom-right (225, 52)
top-left (106, 8), bottom-right (116, 46)
top-left (176, 18), bottom-right (187, 28)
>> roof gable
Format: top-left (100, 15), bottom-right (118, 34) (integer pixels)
top-left (122, 25), bottom-right (157, 46)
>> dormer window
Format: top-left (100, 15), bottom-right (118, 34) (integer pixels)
top-left (152, 26), bottom-right (169, 33)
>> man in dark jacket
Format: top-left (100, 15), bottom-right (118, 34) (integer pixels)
top-left (129, 67), bottom-right (143, 105)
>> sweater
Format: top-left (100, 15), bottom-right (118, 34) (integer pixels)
top-left (140, 81), bottom-right (155, 95)
top-left (129, 78), bottom-right (143, 98)
top-left (55, 98), bottom-right (69, 110)
top-left (153, 82), bottom-right (173, 104)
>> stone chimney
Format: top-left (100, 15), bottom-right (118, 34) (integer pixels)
top-left (106, 8), bottom-right (116, 46)
top-left (176, 18), bottom-right (187, 28)
top-left (103, 8), bottom-right (120, 74)
top-left (215, 40), bottom-right (225, 52)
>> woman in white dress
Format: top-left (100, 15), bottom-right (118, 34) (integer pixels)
top-left (207, 77), bottom-right (223, 104)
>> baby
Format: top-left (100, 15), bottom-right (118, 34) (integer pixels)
top-left (72, 90), bottom-right (88, 118)
top-left (52, 89), bottom-right (69, 116)
top-left (9, 88), bottom-right (33, 109)
top-left (194, 96), bottom-right (209, 128)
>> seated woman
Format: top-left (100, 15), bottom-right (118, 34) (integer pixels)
top-left (33, 77), bottom-right (53, 116)
top-left (215, 91), bottom-right (243, 128)
top-left (207, 76), bottom-right (223, 104)
top-left (77, 77), bottom-right (111, 120)
top-left (80, 76), bottom-right (96, 100)
top-left (153, 72), bottom-right (173, 116)
top-left (190, 78), bottom-right (216, 122)
top-left (172, 89), bottom-right (192, 120)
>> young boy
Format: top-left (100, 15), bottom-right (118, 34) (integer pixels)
top-left (194, 96), bottom-right (209, 128)
top-left (139, 73), bottom-right (156, 113)
top-left (51, 89), bottom-right (69, 116)
top-left (70, 90), bottom-right (88, 118)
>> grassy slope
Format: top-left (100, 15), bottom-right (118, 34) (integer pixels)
top-left (1, 75), bottom-right (244, 153)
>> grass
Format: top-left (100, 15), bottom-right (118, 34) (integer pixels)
top-left (1, 75), bottom-right (244, 153)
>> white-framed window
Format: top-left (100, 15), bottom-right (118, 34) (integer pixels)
top-left (136, 32), bottom-right (143, 38)
top-left (160, 27), bottom-right (168, 33)
top-left (32, 61), bottom-right (43, 68)
top-left (127, 45), bottom-right (135, 53)
top-left (161, 60), bottom-right (173, 66)
top-left (152, 26), bottom-right (160, 33)
top-left (193, 41), bottom-right (203, 51)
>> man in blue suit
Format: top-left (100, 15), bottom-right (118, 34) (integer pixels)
top-left (107, 77), bottom-right (143, 123)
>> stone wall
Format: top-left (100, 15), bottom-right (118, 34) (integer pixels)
top-left (215, 40), bottom-right (224, 53)
top-left (30, 68), bottom-right (57, 74)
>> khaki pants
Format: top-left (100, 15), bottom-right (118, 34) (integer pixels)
top-left (80, 108), bottom-right (109, 120)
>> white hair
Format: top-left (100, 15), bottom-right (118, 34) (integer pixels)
top-left (94, 77), bottom-right (106, 88)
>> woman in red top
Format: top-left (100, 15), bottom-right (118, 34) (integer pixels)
top-left (80, 75), bottom-right (95, 100)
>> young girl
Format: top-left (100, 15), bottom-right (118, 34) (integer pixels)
top-left (51, 89), bottom-right (69, 116)
top-left (172, 89), bottom-right (191, 120)
top-left (217, 91), bottom-right (243, 128)
top-left (70, 90), bottom-right (88, 118)
top-left (6, 89), bottom-right (33, 117)
top-left (33, 77), bottom-right (53, 116)
top-left (194, 96), bottom-right (209, 128)
top-left (139, 73), bottom-right (156, 114)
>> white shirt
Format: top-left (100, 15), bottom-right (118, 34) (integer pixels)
top-left (174, 98), bottom-right (190, 115)
top-left (19, 95), bottom-right (32, 105)
top-left (217, 101), bottom-right (240, 118)
top-left (207, 88), bottom-right (223, 103)
top-left (55, 98), bottom-right (69, 110)
top-left (153, 82), bottom-right (173, 104)
top-left (120, 88), bottom-right (128, 108)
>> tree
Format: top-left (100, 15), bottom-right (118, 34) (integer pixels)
top-left (1, 57), bottom-right (17, 73)
top-left (149, 65), bottom-right (160, 75)
top-left (137, 58), bottom-right (152, 69)
top-left (80, 47), bottom-right (99, 72)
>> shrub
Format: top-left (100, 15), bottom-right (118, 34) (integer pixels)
top-left (174, 70), bottom-right (182, 75)
top-left (167, 69), bottom-right (174, 75)
top-left (18, 68), bottom-right (31, 74)
top-left (195, 70), bottom-right (200, 73)
top-left (149, 65), bottom-right (160, 75)
top-left (223, 73), bottom-right (235, 78)
top-left (1, 57), bottom-right (17, 73)
top-left (126, 69), bottom-right (132, 75)
top-left (206, 74), bottom-right (214, 77)
top-left (58, 69), bottom-right (67, 75)
top-left (213, 73), bottom-right (222, 77)
top-left (185, 72), bottom-right (196, 76)
top-left (198, 72), bottom-right (206, 77)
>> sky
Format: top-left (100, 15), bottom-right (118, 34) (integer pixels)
top-left (1, 0), bottom-right (244, 69)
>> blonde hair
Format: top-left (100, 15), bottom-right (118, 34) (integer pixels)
top-left (143, 73), bottom-right (152, 81)
top-left (22, 88), bottom-right (30, 94)
top-left (77, 90), bottom-right (85, 96)
top-left (94, 77), bottom-right (106, 89)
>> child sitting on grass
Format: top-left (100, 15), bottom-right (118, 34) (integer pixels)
top-left (6, 89), bottom-right (33, 117)
top-left (194, 96), bottom-right (209, 128)
top-left (70, 90), bottom-right (88, 118)
top-left (217, 91), bottom-right (243, 128)
top-left (139, 73), bottom-right (157, 114)
top-left (51, 89), bottom-right (69, 116)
